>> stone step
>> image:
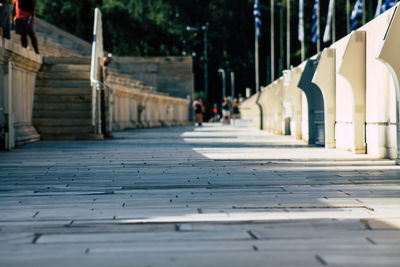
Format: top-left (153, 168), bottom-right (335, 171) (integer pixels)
top-left (40, 133), bottom-right (104, 141)
top-left (42, 63), bottom-right (91, 72)
top-left (36, 79), bottom-right (91, 88)
top-left (35, 125), bottom-right (95, 135)
top-left (37, 71), bottom-right (91, 80)
top-left (35, 87), bottom-right (92, 96)
top-left (33, 118), bottom-right (93, 127)
top-left (33, 102), bottom-right (91, 111)
top-left (43, 56), bottom-right (91, 65)
top-left (34, 94), bottom-right (92, 103)
top-left (33, 109), bottom-right (91, 119)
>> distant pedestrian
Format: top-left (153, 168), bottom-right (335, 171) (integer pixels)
top-left (193, 97), bottom-right (205, 126)
top-left (221, 97), bottom-right (231, 125)
top-left (12, 0), bottom-right (39, 54)
top-left (103, 53), bottom-right (113, 82)
top-left (0, 0), bottom-right (10, 39)
top-left (232, 98), bottom-right (240, 119)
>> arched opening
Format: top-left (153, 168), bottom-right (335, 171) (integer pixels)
top-left (298, 59), bottom-right (325, 146)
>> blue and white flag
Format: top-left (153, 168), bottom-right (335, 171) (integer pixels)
top-left (323, 0), bottom-right (335, 42)
top-left (254, 0), bottom-right (262, 39)
top-left (375, 0), bottom-right (396, 17)
top-left (298, 0), bottom-right (304, 42)
top-left (381, 0), bottom-right (397, 13)
top-left (311, 0), bottom-right (319, 44)
top-left (350, 0), bottom-right (363, 31)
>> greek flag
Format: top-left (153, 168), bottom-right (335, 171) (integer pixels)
top-left (311, 0), bottom-right (319, 44)
top-left (382, 0), bottom-right (397, 11)
top-left (298, 0), bottom-right (304, 42)
top-left (254, 0), bottom-right (262, 39)
top-left (323, 0), bottom-right (334, 42)
top-left (350, 0), bottom-right (363, 31)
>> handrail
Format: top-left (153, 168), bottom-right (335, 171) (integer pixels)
top-left (90, 8), bottom-right (103, 87)
top-left (90, 8), bottom-right (104, 134)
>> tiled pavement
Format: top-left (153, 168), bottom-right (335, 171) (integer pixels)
top-left (0, 124), bottom-right (399, 267)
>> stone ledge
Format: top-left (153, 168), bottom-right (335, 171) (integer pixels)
top-left (0, 39), bottom-right (42, 72)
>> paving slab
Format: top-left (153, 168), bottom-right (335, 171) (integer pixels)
top-left (0, 123), bottom-right (399, 266)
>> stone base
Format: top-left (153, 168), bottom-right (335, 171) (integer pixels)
top-left (15, 125), bottom-right (40, 147)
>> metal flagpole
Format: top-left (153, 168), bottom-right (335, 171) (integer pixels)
top-left (271, 0), bottom-right (275, 82)
top-left (332, 0), bottom-right (336, 42)
top-left (362, 0), bottom-right (366, 25)
top-left (255, 28), bottom-right (259, 92)
top-left (254, 0), bottom-right (260, 93)
top-left (347, 0), bottom-right (350, 33)
top-left (299, 0), bottom-right (305, 62)
top-left (230, 72), bottom-right (235, 98)
top-left (287, 0), bottom-right (291, 69)
top-left (317, 0), bottom-right (320, 53)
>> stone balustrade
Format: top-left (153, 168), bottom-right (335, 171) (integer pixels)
top-left (0, 39), bottom-right (42, 149)
top-left (240, 5), bottom-right (400, 162)
top-left (106, 71), bottom-right (190, 131)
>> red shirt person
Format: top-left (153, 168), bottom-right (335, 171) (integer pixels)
top-left (12, 0), bottom-right (39, 54)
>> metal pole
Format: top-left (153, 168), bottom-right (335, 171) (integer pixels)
top-left (279, 3), bottom-right (284, 75)
top-left (332, 0), bottom-right (336, 43)
top-left (347, 0), bottom-right (350, 33)
top-left (396, 96), bottom-right (400, 165)
top-left (96, 85), bottom-right (102, 135)
top-left (362, 0), bottom-right (366, 25)
top-left (300, 0), bottom-right (305, 61)
top-left (286, 0), bottom-right (291, 69)
top-left (230, 72), bottom-right (235, 98)
top-left (218, 69), bottom-right (226, 99)
top-left (256, 23), bottom-right (260, 93)
top-left (271, 0), bottom-right (275, 82)
top-left (202, 24), bottom-right (209, 102)
top-left (317, 0), bottom-right (320, 53)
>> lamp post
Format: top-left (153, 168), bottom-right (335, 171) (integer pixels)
top-left (218, 69), bottom-right (226, 99)
top-left (186, 24), bottom-right (209, 101)
top-left (230, 72), bottom-right (235, 99)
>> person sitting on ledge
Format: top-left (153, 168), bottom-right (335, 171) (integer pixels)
top-left (12, 0), bottom-right (39, 54)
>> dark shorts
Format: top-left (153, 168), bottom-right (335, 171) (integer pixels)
top-left (15, 17), bottom-right (34, 35)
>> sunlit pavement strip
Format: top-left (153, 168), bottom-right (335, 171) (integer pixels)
top-left (0, 123), bottom-right (400, 267)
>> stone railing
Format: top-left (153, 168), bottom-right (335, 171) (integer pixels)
top-left (240, 4), bottom-right (400, 163)
top-left (106, 71), bottom-right (190, 131)
top-left (0, 39), bottom-right (42, 149)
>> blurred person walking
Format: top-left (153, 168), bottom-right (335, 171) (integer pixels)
top-left (232, 98), bottom-right (240, 119)
top-left (193, 97), bottom-right (205, 126)
top-left (12, 0), bottom-right (39, 54)
top-left (221, 97), bottom-right (231, 125)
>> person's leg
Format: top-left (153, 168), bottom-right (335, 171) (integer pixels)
top-left (28, 31), bottom-right (39, 54)
top-left (0, 27), bottom-right (3, 38)
top-left (20, 32), bottom-right (28, 48)
top-left (196, 114), bottom-right (201, 125)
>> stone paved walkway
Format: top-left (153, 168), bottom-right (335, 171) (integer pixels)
top-left (1, 124), bottom-right (400, 267)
